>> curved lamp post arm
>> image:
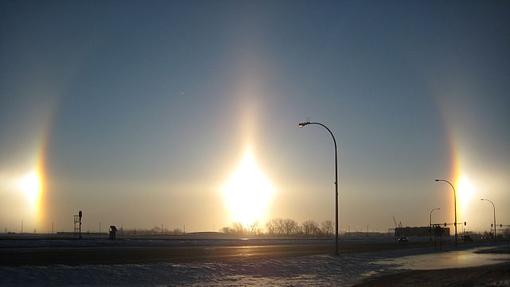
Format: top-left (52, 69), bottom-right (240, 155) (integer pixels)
top-left (481, 198), bottom-right (496, 238)
top-left (299, 122), bottom-right (338, 183)
top-left (435, 179), bottom-right (456, 195)
top-left (299, 122), bottom-right (338, 153)
top-left (429, 208), bottom-right (440, 226)
top-left (435, 179), bottom-right (458, 246)
top-left (429, 207), bottom-right (440, 244)
top-left (299, 121), bottom-right (339, 255)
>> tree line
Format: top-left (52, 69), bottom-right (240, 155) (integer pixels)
top-left (221, 219), bottom-right (333, 237)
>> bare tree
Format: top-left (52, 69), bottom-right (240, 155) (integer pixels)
top-left (266, 220), bottom-right (276, 235)
top-left (249, 222), bottom-right (262, 235)
top-left (266, 218), bottom-right (335, 237)
top-left (275, 219), bottom-right (285, 235)
top-left (321, 220), bottom-right (333, 237)
top-left (302, 220), bottom-right (320, 236)
top-left (232, 222), bottom-right (245, 234)
top-left (269, 218), bottom-right (286, 235)
top-left (266, 218), bottom-right (287, 236)
top-left (283, 218), bottom-right (299, 236)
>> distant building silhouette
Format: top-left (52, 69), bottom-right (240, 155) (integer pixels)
top-left (395, 226), bottom-right (450, 237)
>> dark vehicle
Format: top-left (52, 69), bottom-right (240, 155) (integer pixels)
top-left (398, 237), bottom-right (409, 243)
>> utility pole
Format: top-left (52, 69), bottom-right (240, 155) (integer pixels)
top-left (435, 179), bottom-right (457, 247)
top-left (299, 121), bottom-right (340, 255)
top-left (429, 208), bottom-right (440, 243)
top-left (481, 198), bottom-right (496, 239)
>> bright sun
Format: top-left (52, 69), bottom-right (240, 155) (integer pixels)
top-left (456, 175), bottom-right (475, 218)
top-left (222, 149), bottom-right (274, 227)
top-left (17, 170), bottom-right (42, 212)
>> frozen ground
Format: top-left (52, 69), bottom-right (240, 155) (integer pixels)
top-left (3, 246), bottom-right (509, 286)
top-left (0, 235), bottom-right (409, 248)
top-left (0, 251), bottom-right (398, 286)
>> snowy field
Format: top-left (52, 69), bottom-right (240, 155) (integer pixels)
top-left (1, 239), bottom-right (508, 286)
top-left (0, 250), bottom-right (403, 286)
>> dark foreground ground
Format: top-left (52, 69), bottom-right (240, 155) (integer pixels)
top-left (0, 237), bottom-right (436, 266)
top-left (356, 245), bottom-right (510, 287)
top-left (356, 261), bottom-right (510, 287)
top-left (0, 236), bottom-right (509, 286)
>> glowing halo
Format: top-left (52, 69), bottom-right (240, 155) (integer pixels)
top-left (438, 98), bottom-right (479, 224)
top-left (0, 102), bottom-right (54, 232)
top-left (221, 147), bottom-right (274, 227)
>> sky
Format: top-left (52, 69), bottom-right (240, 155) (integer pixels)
top-left (0, 0), bottom-right (509, 233)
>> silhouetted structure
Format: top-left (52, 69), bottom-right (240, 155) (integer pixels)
top-left (395, 226), bottom-right (449, 237)
top-left (73, 210), bottom-right (83, 239)
top-left (481, 198), bottom-right (497, 239)
top-left (298, 121), bottom-right (339, 255)
top-left (435, 179), bottom-right (458, 246)
top-left (109, 225), bottom-right (117, 240)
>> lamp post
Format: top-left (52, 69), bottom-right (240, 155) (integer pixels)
top-left (429, 208), bottom-right (440, 242)
top-left (435, 179), bottom-right (457, 246)
top-left (298, 121), bottom-right (339, 255)
top-left (480, 198), bottom-right (496, 239)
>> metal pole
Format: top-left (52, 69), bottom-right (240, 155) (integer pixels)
top-left (435, 179), bottom-right (457, 246)
top-left (481, 199), bottom-right (496, 239)
top-left (78, 210), bottom-right (82, 240)
top-left (299, 121), bottom-right (339, 255)
top-left (494, 203), bottom-right (497, 239)
top-left (429, 208), bottom-right (440, 242)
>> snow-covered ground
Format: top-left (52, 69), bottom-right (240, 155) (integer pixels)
top-left (1, 245), bottom-right (507, 286)
top-left (0, 252), bottom-right (393, 286)
top-left (0, 236), bottom-right (407, 248)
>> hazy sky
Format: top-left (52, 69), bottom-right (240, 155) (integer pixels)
top-left (1, 1), bottom-right (509, 233)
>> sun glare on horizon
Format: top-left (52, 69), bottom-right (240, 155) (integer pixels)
top-left (222, 149), bottom-right (274, 227)
top-left (17, 170), bottom-right (43, 215)
top-left (456, 174), bottom-right (476, 219)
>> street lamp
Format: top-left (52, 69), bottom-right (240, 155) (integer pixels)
top-left (429, 208), bottom-right (440, 242)
top-left (298, 121), bottom-right (339, 255)
top-left (435, 179), bottom-right (457, 246)
top-left (480, 198), bottom-right (496, 239)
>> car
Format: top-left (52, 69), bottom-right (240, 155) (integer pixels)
top-left (398, 237), bottom-right (409, 243)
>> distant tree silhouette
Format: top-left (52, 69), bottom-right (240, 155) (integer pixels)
top-left (283, 219), bottom-right (299, 235)
top-left (266, 218), bottom-right (285, 235)
top-left (220, 218), bottom-right (336, 238)
top-left (302, 220), bottom-right (320, 236)
top-left (321, 220), bottom-right (333, 236)
top-left (232, 222), bottom-right (245, 234)
top-left (266, 220), bottom-right (277, 235)
top-left (275, 219), bottom-right (285, 235)
top-left (249, 222), bottom-right (262, 235)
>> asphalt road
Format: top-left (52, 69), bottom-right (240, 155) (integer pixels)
top-left (0, 239), bottom-right (437, 266)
